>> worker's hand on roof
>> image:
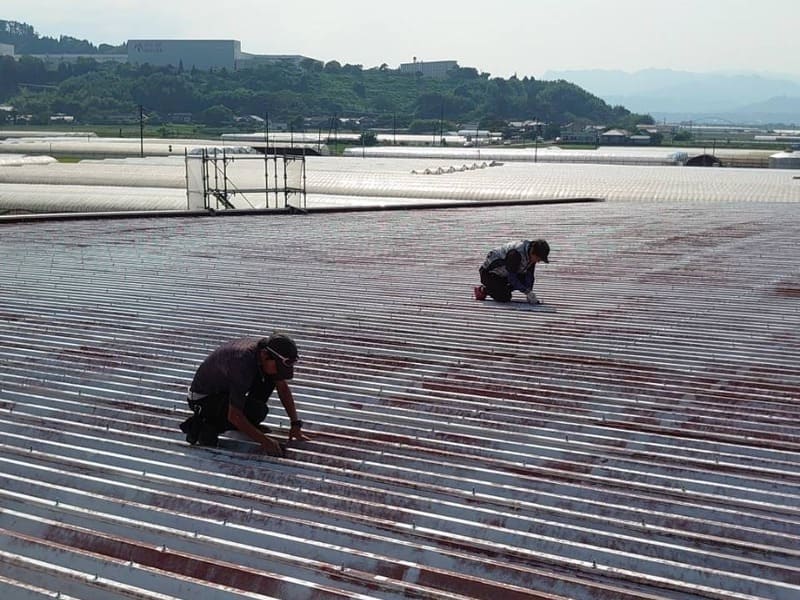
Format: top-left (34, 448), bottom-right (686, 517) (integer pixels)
top-left (260, 437), bottom-right (284, 457)
top-left (288, 423), bottom-right (310, 442)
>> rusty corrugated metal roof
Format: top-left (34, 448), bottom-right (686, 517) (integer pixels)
top-left (1, 198), bottom-right (799, 599)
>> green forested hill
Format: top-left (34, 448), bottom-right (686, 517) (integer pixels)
top-left (0, 19), bottom-right (652, 133)
top-left (0, 19), bottom-right (124, 54)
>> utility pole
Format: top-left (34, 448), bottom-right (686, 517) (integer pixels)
top-left (439, 102), bottom-right (444, 145)
top-left (139, 105), bottom-right (144, 158)
top-left (264, 110), bottom-right (278, 208)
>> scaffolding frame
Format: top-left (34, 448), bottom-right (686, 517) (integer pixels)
top-left (185, 148), bottom-right (306, 211)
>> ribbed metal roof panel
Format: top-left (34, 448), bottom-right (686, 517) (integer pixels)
top-left (1, 198), bottom-right (799, 599)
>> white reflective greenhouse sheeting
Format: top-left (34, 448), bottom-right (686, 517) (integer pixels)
top-left (0, 159), bottom-right (186, 188)
top-left (0, 136), bottom-right (227, 158)
top-left (307, 160), bottom-right (800, 204)
top-left (223, 131), bottom-right (355, 144)
top-left (344, 144), bottom-right (776, 166)
top-left (0, 130), bottom-right (97, 139)
top-left (0, 154), bottom-right (57, 167)
top-left (343, 144), bottom-right (685, 165)
top-left (2, 155), bottom-right (799, 214)
top-left (0, 184), bottom-right (186, 213)
top-left (222, 132), bottom-right (468, 146)
top-left (308, 193), bottom-right (457, 208)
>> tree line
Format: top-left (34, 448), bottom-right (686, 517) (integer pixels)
top-left (0, 19), bottom-right (653, 136)
top-left (1, 19), bottom-right (125, 54)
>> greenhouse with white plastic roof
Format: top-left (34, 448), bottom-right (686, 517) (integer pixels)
top-left (0, 133), bottom-right (798, 215)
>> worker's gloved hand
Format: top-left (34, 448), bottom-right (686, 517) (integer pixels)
top-left (525, 290), bottom-right (541, 305)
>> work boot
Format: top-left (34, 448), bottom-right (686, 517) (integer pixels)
top-left (473, 285), bottom-right (487, 301)
top-left (180, 416), bottom-right (200, 445)
top-left (197, 427), bottom-right (219, 447)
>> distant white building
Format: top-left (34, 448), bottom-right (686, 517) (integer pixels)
top-left (399, 58), bottom-right (458, 78)
top-left (0, 42), bottom-right (14, 57)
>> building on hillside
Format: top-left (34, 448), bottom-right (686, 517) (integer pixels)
top-left (28, 53), bottom-right (127, 68)
top-left (128, 39), bottom-right (242, 70)
top-left (49, 113), bottom-right (75, 123)
top-left (238, 53), bottom-right (320, 68)
top-left (127, 40), bottom-right (319, 71)
top-left (167, 113), bottom-right (193, 124)
top-left (6, 38), bottom-right (320, 72)
top-left (508, 120), bottom-right (547, 140)
top-left (558, 123), bottom-right (601, 145)
top-left (9, 37), bottom-right (318, 72)
top-left (235, 114), bottom-right (266, 126)
top-left (638, 123), bottom-right (678, 135)
top-left (0, 105), bottom-right (15, 124)
top-left (597, 129), bottom-right (652, 146)
top-left (0, 42), bottom-right (125, 68)
top-left (399, 58), bottom-right (458, 78)
top-left (600, 129), bottom-right (630, 145)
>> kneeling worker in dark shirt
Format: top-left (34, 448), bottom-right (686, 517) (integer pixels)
top-left (474, 238), bottom-right (550, 303)
top-left (180, 333), bottom-right (308, 457)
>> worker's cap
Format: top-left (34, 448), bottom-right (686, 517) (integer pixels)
top-left (259, 333), bottom-right (299, 380)
top-left (531, 239), bottom-right (550, 263)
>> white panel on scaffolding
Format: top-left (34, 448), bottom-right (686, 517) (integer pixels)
top-left (185, 155), bottom-right (206, 210)
top-left (185, 149), bottom-right (306, 211)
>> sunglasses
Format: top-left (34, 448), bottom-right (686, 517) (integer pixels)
top-left (267, 346), bottom-right (298, 367)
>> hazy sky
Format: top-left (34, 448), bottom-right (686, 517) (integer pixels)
top-left (4, 0), bottom-right (800, 79)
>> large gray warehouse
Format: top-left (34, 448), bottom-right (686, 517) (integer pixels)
top-left (127, 39), bottom-right (242, 70)
top-left (126, 39), bottom-right (315, 70)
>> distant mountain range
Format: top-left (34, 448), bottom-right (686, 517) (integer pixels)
top-left (542, 68), bottom-right (800, 125)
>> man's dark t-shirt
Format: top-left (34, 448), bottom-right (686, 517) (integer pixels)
top-left (190, 337), bottom-right (275, 410)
